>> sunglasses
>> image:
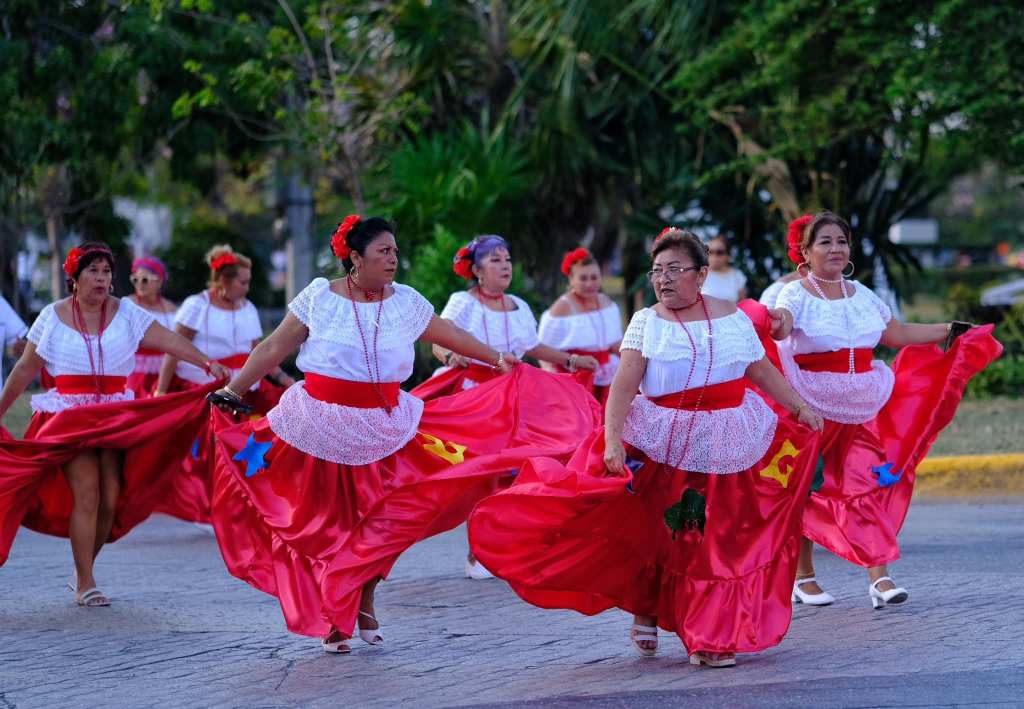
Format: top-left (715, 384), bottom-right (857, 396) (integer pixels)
top-left (130, 275), bottom-right (158, 285)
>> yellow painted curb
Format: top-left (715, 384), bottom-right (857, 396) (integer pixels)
top-left (915, 453), bottom-right (1024, 495)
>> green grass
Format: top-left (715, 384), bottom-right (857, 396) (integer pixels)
top-left (4, 391), bottom-right (1022, 457)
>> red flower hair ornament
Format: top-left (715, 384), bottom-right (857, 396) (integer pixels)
top-left (63, 247), bottom-right (85, 277)
top-left (786, 214), bottom-right (813, 265)
top-left (332, 214), bottom-right (362, 260)
top-left (452, 245), bottom-right (475, 280)
top-left (656, 226), bottom-right (684, 242)
top-left (560, 247), bottom-right (591, 276)
top-left (210, 253), bottom-right (239, 272)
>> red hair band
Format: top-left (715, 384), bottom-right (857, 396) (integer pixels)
top-left (210, 253), bottom-right (239, 272)
top-left (332, 214), bottom-right (362, 260)
top-left (63, 245), bottom-right (113, 277)
top-left (560, 247), bottom-right (592, 276)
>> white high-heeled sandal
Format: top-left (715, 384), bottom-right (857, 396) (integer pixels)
top-left (792, 576), bottom-right (835, 606)
top-left (321, 632), bottom-right (351, 654)
top-left (358, 611), bottom-right (384, 645)
top-left (689, 651), bottom-right (737, 668)
top-left (869, 576), bottom-right (908, 609)
top-left (464, 558), bottom-right (495, 580)
top-left (630, 624), bottom-right (658, 657)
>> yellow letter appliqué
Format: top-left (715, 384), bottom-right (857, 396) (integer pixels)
top-left (418, 433), bottom-right (467, 465)
top-left (759, 440), bottom-right (800, 489)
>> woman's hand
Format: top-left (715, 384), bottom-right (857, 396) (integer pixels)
top-left (448, 352), bottom-right (470, 369)
top-left (276, 372), bottom-right (297, 387)
top-left (208, 362), bottom-right (232, 380)
top-left (574, 355), bottom-right (599, 372)
top-left (603, 437), bottom-right (628, 477)
top-left (496, 352), bottom-right (518, 374)
top-left (796, 404), bottom-right (824, 431)
top-left (768, 308), bottom-right (792, 339)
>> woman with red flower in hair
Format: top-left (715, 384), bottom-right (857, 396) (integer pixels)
top-left (0, 242), bottom-right (230, 606)
top-left (126, 255), bottom-right (177, 398)
top-left (206, 216), bottom-right (599, 653)
top-left (153, 245), bottom-right (294, 524)
top-left (538, 247), bottom-right (623, 403)
top-left (759, 216), bottom-right (812, 308)
top-left (415, 235), bottom-right (599, 401)
top-left (767, 211), bottom-right (1002, 609)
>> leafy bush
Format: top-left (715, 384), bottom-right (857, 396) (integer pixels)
top-left (966, 355), bottom-right (1024, 399)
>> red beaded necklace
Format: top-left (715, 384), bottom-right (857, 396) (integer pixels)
top-left (475, 287), bottom-right (512, 353)
top-left (347, 275), bottom-right (392, 414)
top-left (570, 290), bottom-right (607, 348)
top-left (71, 294), bottom-right (110, 402)
top-left (661, 295), bottom-right (714, 470)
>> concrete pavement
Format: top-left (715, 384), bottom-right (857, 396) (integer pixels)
top-left (1, 501), bottom-right (1022, 708)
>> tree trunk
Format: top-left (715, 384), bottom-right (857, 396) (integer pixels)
top-left (285, 172), bottom-right (315, 302)
top-left (40, 165), bottom-right (70, 300)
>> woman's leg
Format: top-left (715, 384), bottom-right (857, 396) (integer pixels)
top-left (795, 537), bottom-right (826, 593)
top-left (63, 451), bottom-right (101, 591)
top-left (632, 614), bottom-right (658, 653)
top-left (358, 576), bottom-right (381, 631)
top-left (868, 564), bottom-right (896, 591)
top-left (93, 449), bottom-right (123, 560)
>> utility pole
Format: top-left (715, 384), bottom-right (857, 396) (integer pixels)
top-left (284, 172), bottom-right (315, 302)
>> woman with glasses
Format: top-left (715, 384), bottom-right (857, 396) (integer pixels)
top-left (126, 257), bottom-right (177, 398)
top-left (700, 235), bottom-right (747, 303)
top-left (154, 245), bottom-right (294, 524)
top-left (769, 212), bottom-right (1001, 609)
top-left (470, 228), bottom-right (825, 667)
top-left (538, 248), bottom-right (623, 404)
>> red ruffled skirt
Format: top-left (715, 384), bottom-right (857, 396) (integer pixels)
top-left (156, 376), bottom-right (283, 523)
top-left (409, 364), bottom-right (501, 401)
top-left (210, 365), bottom-right (601, 638)
top-left (738, 300), bottom-right (1003, 567)
top-left (468, 411), bottom-right (820, 654)
top-left (0, 385), bottom-right (217, 565)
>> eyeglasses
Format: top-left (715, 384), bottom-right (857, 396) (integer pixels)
top-left (646, 265), bottom-right (701, 282)
top-left (130, 275), bottom-right (154, 285)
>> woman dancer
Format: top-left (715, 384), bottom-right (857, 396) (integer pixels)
top-left (759, 216), bottom-right (811, 308)
top-left (126, 256), bottom-right (177, 398)
top-left (154, 245), bottom-right (292, 523)
top-left (470, 228), bottom-right (824, 667)
top-left (413, 235), bottom-right (598, 400)
top-left (0, 242), bottom-right (230, 605)
top-left (770, 212), bottom-right (1001, 607)
top-left (207, 216), bottom-right (599, 653)
top-left (700, 234), bottom-right (747, 303)
top-left (538, 248), bottom-right (622, 403)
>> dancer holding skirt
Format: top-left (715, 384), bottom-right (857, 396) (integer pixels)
top-left (470, 229), bottom-right (823, 667)
top-left (208, 216), bottom-right (600, 654)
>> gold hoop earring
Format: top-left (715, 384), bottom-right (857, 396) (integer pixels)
top-left (842, 261), bottom-right (855, 278)
top-left (797, 262), bottom-right (810, 277)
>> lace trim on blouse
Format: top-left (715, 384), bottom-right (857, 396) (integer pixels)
top-left (267, 382), bottom-right (424, 465)
top-left (778, 342), bottom-right (894, 424)
top-left (31, 390), bottom-right (135, 414)
top-left (621, 308), bottom-right (765, 367)
top-left (776, 280), bottom-right (892, 345)
top-left (439, 290), bottom-right (540, 358)
top-left (622, 391), bottom-right (778, 474)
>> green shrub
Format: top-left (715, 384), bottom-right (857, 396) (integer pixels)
top-left (966, 355), bottom-right (1024, 399)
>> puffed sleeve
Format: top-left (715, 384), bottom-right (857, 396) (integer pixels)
top-left (174, 293), bottom-right (206, 331)
top-left (621, 309), bottom-right (650, 353)
top-left (287, 277), bottom-right (329, 328)
top-left (862, 285), bottom-right (893, 323)
top-left (119, 297), bottom-right (157, 346)
top-left (775, 282), bottom-right (805, 325)
top-left (439, 291), bottom-right (474, 328)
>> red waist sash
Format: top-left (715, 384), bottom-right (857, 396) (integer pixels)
top-left (55, 375), bottom-right (128, 395)
top-left (215, 353), bottom-right (250, 369)
top-left (304, 372), bottom-right (400, 409)
top-left (136, 346), bottom-right (163, 356)
top-left (793, 348), bottom-right (873, 373)
top-left (647, 378), bottom-right (745, 411)
top-left (464, 363), bottom-right (500, 384)
top-left (569, 349), bottom-right (611, 365)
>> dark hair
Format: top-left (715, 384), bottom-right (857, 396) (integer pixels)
top-left (804, 211), bottom-right (852, 251)
top-left (343, 216), bottom-right (395, 272)
top-left (709, 234), bottom-right (730, 249)
top-left (652, 229), bottom-right (708, 268)
top-left (66, 241), bottom-right (115, 292)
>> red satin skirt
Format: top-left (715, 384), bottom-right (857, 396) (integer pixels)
top-left (210, 365), bottom-right (601, 638)
top-left (554, 350), bottom-right (612, 405)
top-left (410, 364), bottom-right (501, 401)
top-left (155, 376), bottom-right (283, 523)
top-left (0, 384), bottom-right (218, 565)
top-left (737, 299), bottom-right (1004, 567)
top-left (468, 412), bottom-right (820, 654)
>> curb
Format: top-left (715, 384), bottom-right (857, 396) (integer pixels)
top-left (916, 453), bottom-right (1024, 495)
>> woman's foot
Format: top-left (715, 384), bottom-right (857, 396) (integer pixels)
top-left (630, 615), bottom-right (658, 657)
top-left (464, 558), bottom-right (495, 579)
top-left (358, 610), bottom-right (384, 645)
top-left (75, 587), bottom-right (110, 607)
top-left (792, 576), bottom-right (835, 606)
top-left (321, 627), bottom-right (351, 654)
top-left (689, 651), bottom-right (736, 668)
top-left (869, 576), bottom-right (908, 609)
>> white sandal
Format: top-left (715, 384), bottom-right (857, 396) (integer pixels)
top-left (358, 611), bottom-right (384, 645)
top-left (75, 587), bottom-right (110, 607)
top-left (869, 576), bottom-right (909, 609)
top-left (689, 651), bottom-right (737, 668)
top-left (630, 624), bottom-right (658, 657)
top-left (321, 633), bottom-right (352, 654)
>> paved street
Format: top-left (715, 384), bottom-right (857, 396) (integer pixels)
top-left (1, 501), bottom-right (1022, 708)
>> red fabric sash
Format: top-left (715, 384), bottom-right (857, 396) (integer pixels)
top-left (794, 348), bottom-right (873, 373)
top-left (569, 349), bottom-right (611, 365)
top-left (647, 378), bottom-right (745, 411)
top-left (304, 373), bottom-right (400, 409)
top-left (464, 364), bottom-right (499, 384)
top-left (136, 346), bottom-right (163, 356)
top-left (54, 375), bottom-right (128, 395)
top-left (216, 353), bottom-right (250, 369)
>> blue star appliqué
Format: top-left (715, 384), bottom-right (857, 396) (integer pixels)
top-left (232, 433), bottom-right (273, 478)
top-left (190, 437), bottom-right (201, 460)
top-left (871, 462), bottom-right (903, 488)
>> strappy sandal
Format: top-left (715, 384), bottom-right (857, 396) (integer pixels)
top-left (75, 587), bottom-right (111, 607)
top-left (358, 611), bottom-right (384, 646)
top-left (321, 629), bottom-right (352, 654)
top-left (689, 651), bottom-right (736, 668)
top-left (630, 624), bottom-right (658, 657)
